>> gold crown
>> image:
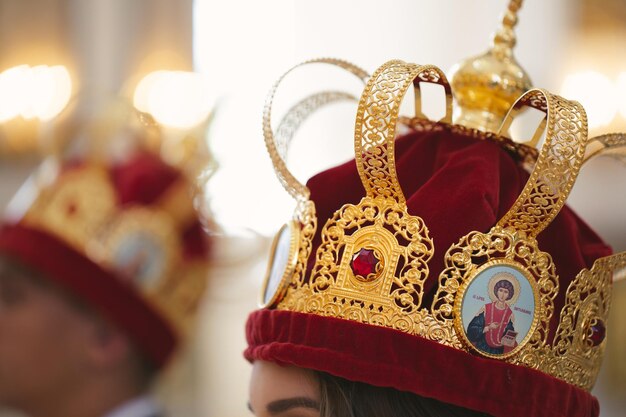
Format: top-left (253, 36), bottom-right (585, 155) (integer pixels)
top-left (257, 55), bottom-right (626, 392)
top-left (6, 154), bottom-right (208, 339)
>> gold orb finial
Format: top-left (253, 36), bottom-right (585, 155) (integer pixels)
top-left (449, 0), bottom-right (532, 132)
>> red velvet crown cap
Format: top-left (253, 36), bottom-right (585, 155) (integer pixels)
top-left (245, 126), bottom-right (611, 417)
top-left (0, 152), bottom-right (210, 368)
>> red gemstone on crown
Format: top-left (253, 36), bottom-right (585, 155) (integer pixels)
top-left (66, 201), bottom-right (77, 216)
top-left (589, 320), bottom-right (606, 346)
top-left (351, 248), bottom-right (380, 279)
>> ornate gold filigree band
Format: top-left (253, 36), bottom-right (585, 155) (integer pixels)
top-left (354, 61), bottom-right (452, 206)
top-left (263, 58), bottom-right (369, 218)
top-left (583, 133), bottom-right (626, 165)
top-left (434, 89), bottom-right (589, 365)
top-left (549, 251), bottom-right (626, 389)
top-left (496, 89), bottom-right (588, 238)
top-left (260, 59), bottom-right (369, 306)
top-left (277, 61), bottom-right (453, 330)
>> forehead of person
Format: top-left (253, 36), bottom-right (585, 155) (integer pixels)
top-left (249, 361), bottom-right (320, 417)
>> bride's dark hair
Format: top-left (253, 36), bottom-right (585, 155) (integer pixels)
top-left (317, 371), bottom-right (492, 417)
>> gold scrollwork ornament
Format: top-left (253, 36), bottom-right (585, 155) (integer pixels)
top-left (434, 89), bottom-right (589, 368)
top-left (550, 136), bottom-right (626, 389)
top-left (260, 58), bottom-right (369, 308)
top-left (290, 60), bottom-right (453, 332)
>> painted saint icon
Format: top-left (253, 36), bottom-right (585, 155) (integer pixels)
top-left (460, 263), bottom-right (536, 357)
top-left (113, 232), bottom-right (166, 290)
top-left (466, 271), bottom-right (520, 354)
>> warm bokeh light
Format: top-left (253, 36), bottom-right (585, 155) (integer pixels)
top-left (0, 65), bottom-right (31, 122)
top-left (133, 70), bottom-right (213, 129)
top-left (26, 65), bottom-right (72, 121)
top-left (0, 65), bottom-right (72, 122)
top-left (617, 72), bottom-right (626, 120)
top-left (560, 71), bottom-right (618, 130)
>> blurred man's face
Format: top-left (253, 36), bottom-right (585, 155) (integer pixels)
top-left (0, 259), bottom-right (94, 408)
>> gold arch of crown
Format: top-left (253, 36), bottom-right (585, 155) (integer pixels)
top-left (262, 58), bottom-right (370, 291)
top-left (261, 58), bottom-right (626, 391)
